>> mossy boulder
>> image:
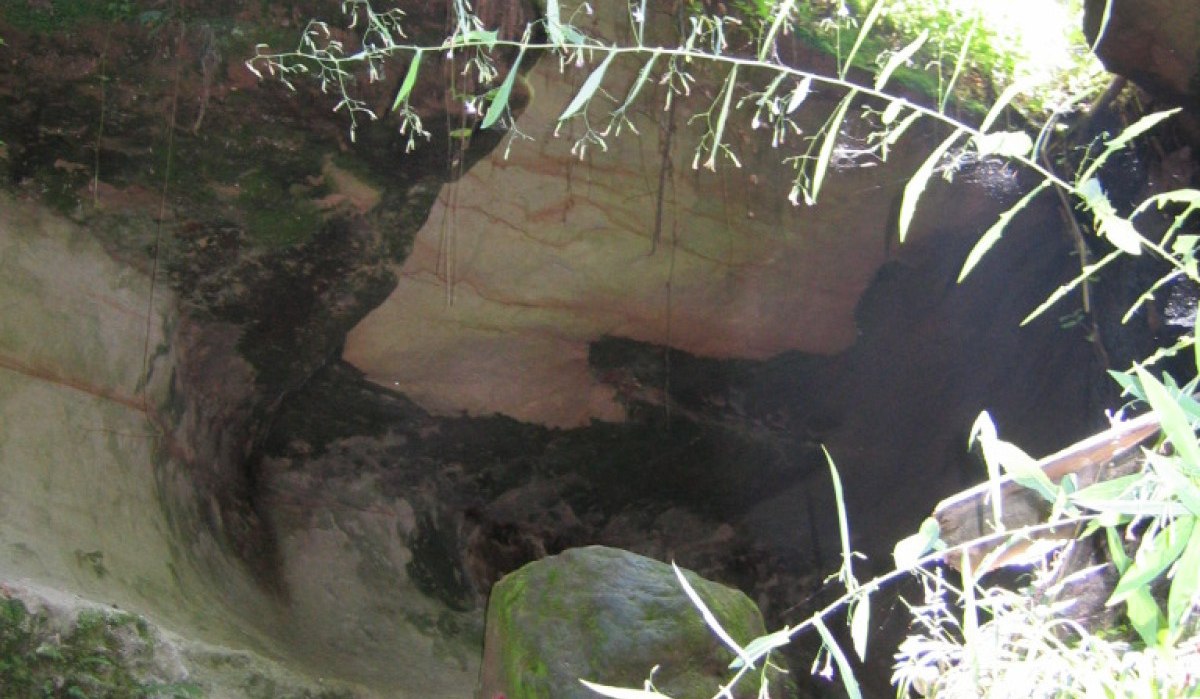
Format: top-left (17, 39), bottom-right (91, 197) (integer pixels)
top-left (478, 546), bottom-right (787, 699)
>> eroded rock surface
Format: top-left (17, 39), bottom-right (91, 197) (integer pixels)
top-left (342, 2), bottom-right (1013, 428)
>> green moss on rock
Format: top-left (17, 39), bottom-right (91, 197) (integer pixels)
top-left (479, 546), bottom-right (790, 699)
top-left (0, 596), bottom-right (200, 698)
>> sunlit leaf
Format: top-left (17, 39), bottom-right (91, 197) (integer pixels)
top-left (1110, 516), bottom-right (1195, 606)
top-left (482, 48), bottom-right (526, 129)
top-left (1070, 473), bottom-right (1143, 508)
top-left (840, 0), bottom-right (885, 79)
top-left (849, 595), bottom-right (871, 661)
top-left (702, 65), bottom-right (739, 171)
top-left (809, 90), bottom-right (857, 205)
top-left (960, 181), bottom-right (1050, 281)
top-left (615, 51), bottom-right (660, 115)
top-left (672, 562), bottom-right (750, 667)
top-left (875, 31), bottom-right (928, 90)
top-left (1135, 188), bottom-right (1200, 215)
top-left (881, 99), bottom-right (906, 126)
top-left (1105, 108), bottom-right (1182, 152)
top-left (1168, 525), bottom-right (1200, 638)
top-left (546, 0), bottom-right (563, 45)
top-left (893, 517), bottom-right (942, 569)
top-left (1079, 108), bottom-right (1181, 184)
top-left (898, 128), bottom-right (964, 242)
top-left (824, 447), bottom-right (858, 590)
top-left (579, 679), bottom-right (674, 699)
top-left (1100, 215), bottom-right (1143, 255)
top-left (978, 80), bottom-right (1029, 134)
top-left (1107, 525), bottom-right (1131, 572)
top-left (559, 51), bottom-right (617, 122)
top-left (1135, 366), bottom-right (1200, 471)
top-left (390, 50), bottom-right (423, 112)
top-left (447, 29), bottom-right (499, 48)
top-left (972, 411), bottom-right (1057, 502)
top-left (1089, 0), bottom-right (1113, 52)
top-left (1146, 451), bottom-right (1200, 517)
top-left (730, 627), bottom-right (793, 669)
top-left (939, 15), bottom-right (978, 113)
top-left (787, 76), bottom-right (813, 114)
top-left (1022, 250), bottom-right (1122, 325)
top-left (972, 130), bottom-right (1033, 158)
top-left (813, 617), bottom-right (863, 699)
top-left (1125, 587), bottom-right (1162, 647)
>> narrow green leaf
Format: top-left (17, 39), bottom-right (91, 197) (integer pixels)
top-left (849, 595), bottom-right (871, 661)
top-left (880, 110), bottom-right (922, 162)
top-left (615, 51), bottom-right (659, 114)
top-left (880, 99), bottom-right (906, 126)
top-left (979, 80), bottom-right (1029, 134)
top-left (813, 617), bottom-right (863, 699)
top-left (579, 679), bottom-right (674, 699)
top-left (898, 128), bottom-right (965, 242)
top-left (824, 447), bottom-right (857, 589)
top-left (1168, 524), bottom-right (1200, 636)
top-left (702, 65), bottom-right (739, 171)
top-left (562, 25), bottom-right (587, 45)
top-left (972, 411), bottom-right (1007, 530)
top-left (1100, 214), bottom-right (1143, 255)
top-left (1109, 516), bottom-right (1195, 605)
top-left (1122, 270), bottom-right (1182, 324)
top-left (559, 51), bottom-right (617, 122)
top-left (1147, 452), bottom-right (1200, 517)
top-left (1001, 444), bottom-right (1056, 502)
top-left (672, 562), bottom-right (750, 667)
top-left (390, 50), bottom-right (423, 112)
top-left (448, 29), bottom-right (499, 48)
top-left (939, 14), bottom-right (978, 113)
top-left (972, 410), bottom-right (1056, 502)
top-left (730, 627), bottom-right (792, 669)
top-left (546, 0), bottom-right (563, 45)
top-left (787, 76), bottom-right (813, 114)
top-left (840, 0), bottom-right (885, 80)
top-left (1070, 473), bottom-right (1143, 508)
top-left (884, 110), bottom-right (921, 145)
top-left (1135, 366), bottom-right (1200, 470)
top-left (1125, 587), bottom-right (1162, 647)
top-left (1079, 108), bottom-right (1182, 184)
top-left (893, 517), bottom-right (942, 569)
top-left (1022, 250), bottom-right (1122, 325)
top-left (1195, 300), bottom-right (1200, 377)
top-left (757, 0), bottom-right (797, 61)
top-left (960, 181), bottom-right (1051, 281)
top-left (1105, 108), bottom-right (1182, 153)
top-left (1089, 0), bottom-right (1113, 52)
top-left (1134, 188), bottom-right (1200, 216)
top-left (875, 30), bottom-right (928, 90)
top-left (808, 90), bottom-right (857, 205)
top-left (481, 47), bottom-right (526, 129)
top-left (1107, 525), bottom-right (1131, 572)
top-left (972, 130), bottom-right (1033, 158)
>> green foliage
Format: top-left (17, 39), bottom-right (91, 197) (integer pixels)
top-left (0, 597), bottom-right (200, 698)
top-left (254, 0), bottom-right (1200, 696)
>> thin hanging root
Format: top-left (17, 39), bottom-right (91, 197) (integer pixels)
top-left (140, 22), bottom-right (184, 422)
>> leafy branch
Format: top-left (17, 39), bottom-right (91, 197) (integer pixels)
top-left (250, 1), bottom-right (1200, 696)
